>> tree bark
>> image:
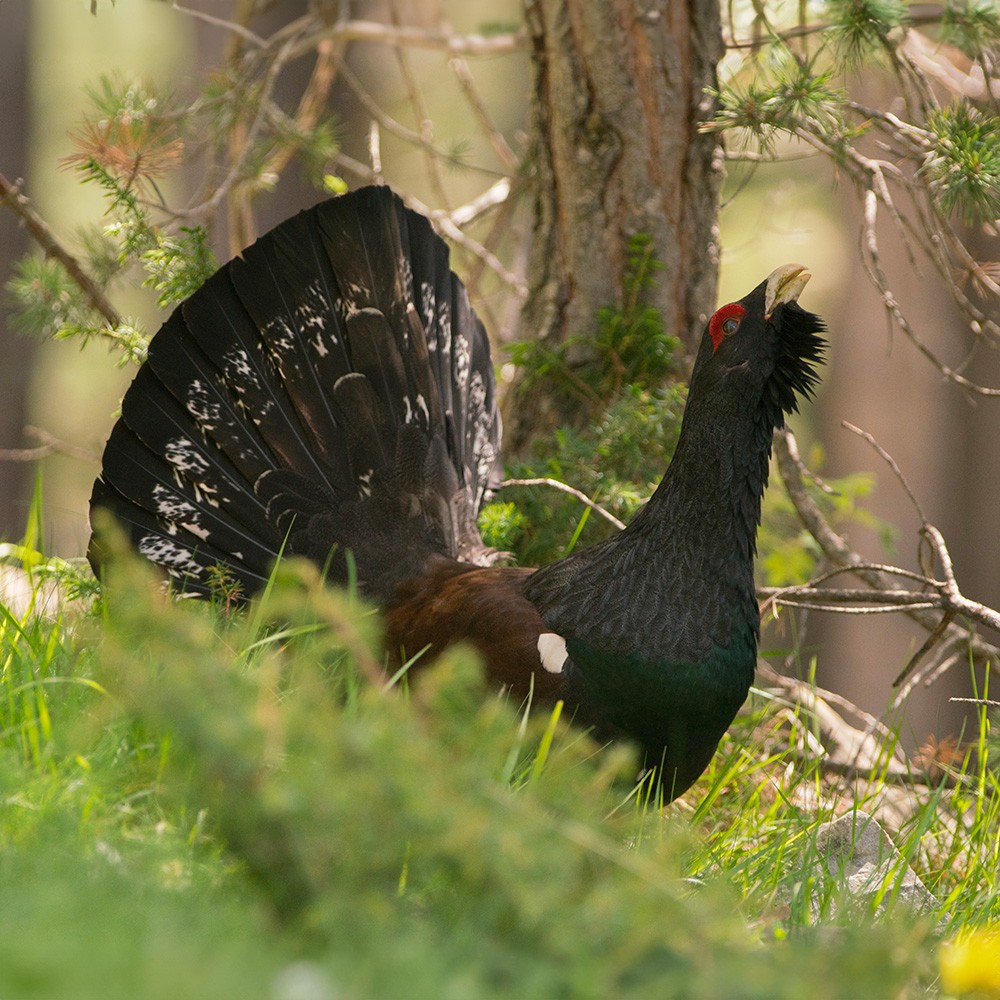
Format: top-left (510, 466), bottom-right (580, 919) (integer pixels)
top-left (0, 0), bottom-right (37, 539)
top-left (507, 0), bottom-right (723, 449)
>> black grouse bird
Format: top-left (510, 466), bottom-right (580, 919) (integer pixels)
top-left (90, 185), bottom-right (825, 800)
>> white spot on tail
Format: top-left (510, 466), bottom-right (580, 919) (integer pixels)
top-left (415, 393), bottom-right (429, 423)
top-left (537, 632), bottom-right (568, 675)
top-left (453, 332), bottom-right (470, 385)
top-left (138, 535), bottom-right (201, 576)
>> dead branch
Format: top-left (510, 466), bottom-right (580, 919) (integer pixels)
top-left (170, 2), bottom-right (267, 46)
top-left (764, 38), bottom-right (1000, 391)
top-left (893, 611), bottom-right (955, 687)
top-left (339, 64), bottom-right (503, 179)
top-left (388, 0), bottom-right (449, 208)
top-left (500, 478), bottom-right (626, 530)
top-left (756, 663), bottom-right (911, 781)
top-left (261, 37), bottom-right (342, 181)
top-left (0, 426), bottom-right (100, 465)
top-left (448, 55), bottom-right (520, 171)
top-left (288, 19), bottom-right (527, 60)
top-left (449, 177), bottom-right (513, 226)
top-left (842, 420), bottom-right (926, 522)
top-left (773, 429), bottom-right (1000, 690)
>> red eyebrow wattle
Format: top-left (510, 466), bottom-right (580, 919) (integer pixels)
top-left (709, 303), bottom-right (747, 352)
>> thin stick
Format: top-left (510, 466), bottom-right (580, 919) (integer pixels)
top-left (449, 177), bottom-right (512, 226)
top-left (339, 63), bottom-right (504, 180)
top-left (0, 426), bottom-right (99, 465)
top-left (893, 611), bottom-right (955, 687)
top-left (448, 55), bottom-right (519, 171)
top-left (171, 2), bottom-right (267, 46)
top-left (776, 429), bottom-right (1000, 679)
top-left (500, 478), bottom-right (626, 530)
top-left (842, 420), bottom-right (927, 523)
top-left (388, 0), bottom-right (449, 208)
top-left (262, 38), bottom-right (341, 180)
top-left (288, 20), bottom-right (527, 61)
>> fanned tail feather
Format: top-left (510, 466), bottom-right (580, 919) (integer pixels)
top-left (90, 186), bottom-right (502, 602)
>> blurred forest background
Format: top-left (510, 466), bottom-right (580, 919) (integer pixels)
top-left (1, 0), bottom-right (998, 751)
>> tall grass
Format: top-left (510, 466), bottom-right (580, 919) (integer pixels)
top-left (0, 522), bottom-right (996, 998)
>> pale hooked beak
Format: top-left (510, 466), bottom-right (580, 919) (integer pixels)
top-left (764, 264), bottom-right (811, 319)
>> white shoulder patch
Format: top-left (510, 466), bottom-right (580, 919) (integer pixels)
top-left (537, 632), bottom-right (568, 675)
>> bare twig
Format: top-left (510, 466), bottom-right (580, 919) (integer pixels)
top-left (334, 151), bottom-right (526, 293)
top-left (368, 121), bottom-right (383, 179)
top-left (840, 420), bottom-right (1000, 638)
top-left (923, 522), bottom-right (1000, 632)
top-left (857, 182), bottom-right (1000, 396)
top-left (785, 102), bottom-right (1000, 391)
top-left (756, 663), bottom-right (911, 781)
top-left (448, 55), bottom-right (520, 171)
top-left (287, 19), bottom-right (527, 61)
top-left (842, 420), bottom-right (926, 522)
top-left (774, 430), bottom-right (864, 572)
top-left (0, 173), bottom-right (122, 328)
top-left (766, 596), bottom-right (940, 615)
top-left (170, 2), bottom-right (267, 46)
top-left (774, 429), bottom-right (1000, 687)
top-left (414, 200), bottom-right (526, 294)
top-left (339, 63), bottom-right (501, 178)
top-left (449, 177), bottom-right (513, 226)
top-left (388, 0), bottom-right (449, 208)
top-left (500, 478), bottom-right (626, 530)
top-left (0, 426), bottom-right (100, 465)
top-left (892, 611), bottom-right (955, 687)
top-left (763, 586), bottom-right (943, 609)
top-left (262, 37), bottom-right (342, 181)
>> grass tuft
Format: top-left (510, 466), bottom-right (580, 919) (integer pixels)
top-left (0, 524), bottom-right (996, 997)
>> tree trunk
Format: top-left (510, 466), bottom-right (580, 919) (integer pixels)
top-left (0, 0), bottom-right (37, 539)
top-left (507, 0), bottom-right (723, 449)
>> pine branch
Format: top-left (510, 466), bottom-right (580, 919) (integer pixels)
top-left (0, 173), bottom-right (122, 329)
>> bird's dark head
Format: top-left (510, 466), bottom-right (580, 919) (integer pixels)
top-left (690, 263), bottom-right (826, 422)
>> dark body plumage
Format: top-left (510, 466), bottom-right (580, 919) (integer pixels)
top-left (90, 186), bottom-right (825, 801)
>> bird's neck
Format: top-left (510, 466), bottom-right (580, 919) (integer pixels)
top-left (629, 400), bottom-right (776, 572)
top-left (548, 399), bottom-right (778, 663)
top-left (521, 394), bottom-right (779, 663)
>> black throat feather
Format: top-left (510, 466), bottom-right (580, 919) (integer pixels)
top-left (766, 301), bottom-right (826, 420)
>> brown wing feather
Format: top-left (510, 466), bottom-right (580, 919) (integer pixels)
top-left (385, 558), bottom-right (564, 702)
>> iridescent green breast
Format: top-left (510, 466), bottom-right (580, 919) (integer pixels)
top-left (564, 622), bottom-right (757, 798)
